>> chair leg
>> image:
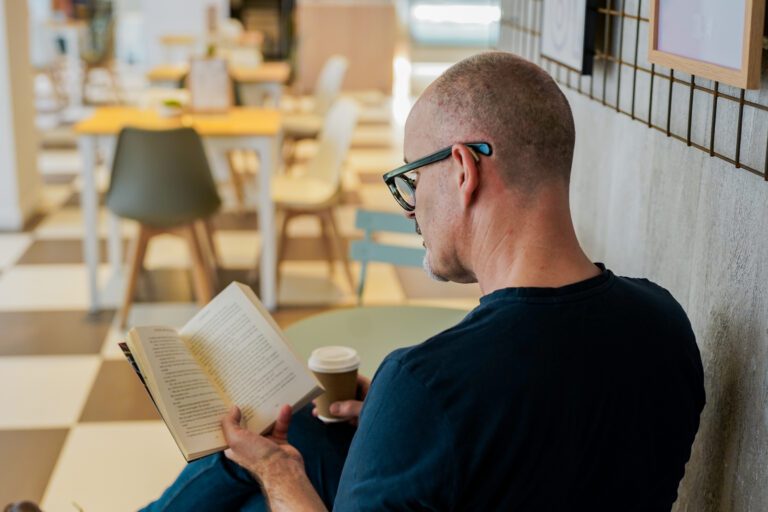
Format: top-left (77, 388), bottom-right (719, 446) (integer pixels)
top-left (318, 212), bottom-right (336, 277)
top-left (322, 209), bottom-right (355, 291)
top-left (357, 261), bottom-right (368, 305)
top-left (180, 224), bottom-right (214, 306)
top-left (275, 210), bottom-right (294, 293)
top-left (227, 150), bottom-right (246, 211)
top-left (282, 138), bottom-right (297, 169)
top-left (195, 219), bottom-right (219, 292)
top-left (203, 219), bottom-right (220, 267)
top-left (107, 65), bottom-right (123, 104)
top-left (118, 224), bottom-right (152, 328)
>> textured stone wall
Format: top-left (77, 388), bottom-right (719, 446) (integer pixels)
top-left (567, 88), bottom-right (768, 512)
top-left (499, 0), bottom-right (768, 509)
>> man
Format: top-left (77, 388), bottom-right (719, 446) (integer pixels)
top-left (144, 51), bottom-right (705, 511)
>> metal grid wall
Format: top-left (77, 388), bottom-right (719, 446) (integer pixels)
top-left (498, 0), bottom-right (768, 181)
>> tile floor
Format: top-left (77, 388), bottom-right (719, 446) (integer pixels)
top-left (0, 93), bottom-right (482, 510)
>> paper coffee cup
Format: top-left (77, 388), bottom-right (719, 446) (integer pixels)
top-left (308, 346), bottom-right (360, 423)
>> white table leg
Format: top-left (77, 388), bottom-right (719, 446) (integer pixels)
top-left (255, 134), bottom-right (281, 310)
top-left (99, 136), bottom-right (123, 275)
top-left (78, 135), bottom-right (101, 312)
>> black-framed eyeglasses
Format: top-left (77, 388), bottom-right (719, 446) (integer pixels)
top-left (382, 142), bottom-right (492, 211)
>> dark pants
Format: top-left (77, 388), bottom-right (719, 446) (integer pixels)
top-left (140, 405), bottom-right (356, 511)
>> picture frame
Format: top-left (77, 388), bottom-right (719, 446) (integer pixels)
top-left (188, 57), bottom-right (233, 113)
top-left (540, 0), bottom-right (599, 75)
top-left (648, 0), bottom-right (766, 90)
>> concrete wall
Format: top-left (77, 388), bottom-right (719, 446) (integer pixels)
top-left (499, 0), bottom-right (768, 510)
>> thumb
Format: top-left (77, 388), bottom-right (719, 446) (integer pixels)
top-left (221, 405), bottom-right (243, 443)
top-left (271, 404), bottom-right (292, 442)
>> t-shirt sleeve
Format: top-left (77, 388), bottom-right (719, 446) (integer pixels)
top-left (332, 358), bottom-right (457, 511)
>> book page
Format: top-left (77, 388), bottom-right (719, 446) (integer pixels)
top-left (129, 326), bottom-right (229, 458)
top-left (180, 283), bottom-right (321, 433)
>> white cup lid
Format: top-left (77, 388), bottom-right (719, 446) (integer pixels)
top-left (308, 346), bottom-right (360, 373)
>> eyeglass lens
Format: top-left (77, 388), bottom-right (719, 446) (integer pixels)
top-left (394, 176), bottom-right (415, 207)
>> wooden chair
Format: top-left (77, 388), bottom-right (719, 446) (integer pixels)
top-left (272, 98), bottom-right (358, 293)
top-left (81, 20), bottom-right (122, 104)
top-left (349, 209), bottom-right (426, 304)
top-left (105, 127), bottom-right (222, 327)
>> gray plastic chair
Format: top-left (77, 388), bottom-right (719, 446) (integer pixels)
top-left (106, 127), bottom-right (222, 326)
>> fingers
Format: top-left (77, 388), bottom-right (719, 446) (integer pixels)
top-left (357, 375), bottom-right (371, 399)
top-left (329, 400), bottom-right (362, 418)
top-left (271, 404), bottom-right (292, 442)
top-left (221, 405), bottom-right (243, 445)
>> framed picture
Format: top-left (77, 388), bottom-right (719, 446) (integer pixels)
top-left (648, 0), bottom-right (766, 89)
top-left (188, 57), bottom-right (233, 113)
top-left (541, 0), bottom-right (599, 74)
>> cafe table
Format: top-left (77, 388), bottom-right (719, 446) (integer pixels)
top-left (284, 306), bottom-right (470, 378)
top-left (73, 106), bottom-right (283, 313)
top-left (147, 61), bottom-right (291, 106)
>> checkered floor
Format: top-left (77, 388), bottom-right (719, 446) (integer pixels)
top-left (0, 97), bottom-right (481, 510)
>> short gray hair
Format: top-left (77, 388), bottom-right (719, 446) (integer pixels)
top-left (427, 51), bottom-right (575, 191)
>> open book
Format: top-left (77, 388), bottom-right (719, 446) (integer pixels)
top-left (120, 282), bottom-right (323, 461)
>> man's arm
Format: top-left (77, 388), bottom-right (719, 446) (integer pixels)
top-left (333, 359), bottom-right (457, 510)
top-left (221, 405), bottom-right (327, 512)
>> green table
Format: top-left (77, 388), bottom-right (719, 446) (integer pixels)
top-left (284, 306), bottom-right (469, 377)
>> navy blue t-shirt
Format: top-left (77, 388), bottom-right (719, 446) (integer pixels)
top-left (333, 266), bottom-right (705, 511)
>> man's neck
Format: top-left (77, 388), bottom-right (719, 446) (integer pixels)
top-left (469, 193), bottom-right (600, 295)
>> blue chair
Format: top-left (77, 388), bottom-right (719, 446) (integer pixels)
top-left (349, 209), bottom-right (425, 303)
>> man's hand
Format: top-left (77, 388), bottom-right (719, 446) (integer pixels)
top-left (312, 374), bottom-right (371, 426)
top-left (221, 405), bottom-right (327, 512)
top-left (222, 404), bottom-right (302, 478)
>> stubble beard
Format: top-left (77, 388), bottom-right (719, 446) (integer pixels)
top-left (416, 219), bottom-right (448, 282)
top-left (423, 251), bottom-right (448, 282)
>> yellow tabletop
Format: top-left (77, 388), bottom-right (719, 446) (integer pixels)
top-left (74, 106), bottom-right (282, 136)
top-left (159, 34), bottom-right (197, 46)
top-left (230, 62), bottom-right (291, 83)
top-left (147, 62), bottom-right (290, 84)
top-left (146, 65), bottom-right (189, 82)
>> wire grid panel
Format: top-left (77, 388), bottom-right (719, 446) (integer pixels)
top-left (497, 0), bottom-right (768, 181)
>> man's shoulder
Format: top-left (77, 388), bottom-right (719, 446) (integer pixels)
top-left (609, 274), bottom-right (693, 331)
top-left (380, 271), bottom-right (696, 379)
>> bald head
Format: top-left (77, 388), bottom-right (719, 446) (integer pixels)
top-left (415, 52), bottom-right (575, 191)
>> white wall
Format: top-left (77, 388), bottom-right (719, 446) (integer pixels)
top-left (0, 0), bottom-right (41, 230)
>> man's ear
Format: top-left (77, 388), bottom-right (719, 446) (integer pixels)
top-left (452, 145), bottom-right (481, 209)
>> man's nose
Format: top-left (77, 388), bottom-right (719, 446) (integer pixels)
top-left (404, 209), bottom-right (416, 220)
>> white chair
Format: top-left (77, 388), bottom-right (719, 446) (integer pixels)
top-left (218, 18), bottom-right (245, 42)
top-left (282, 55), bottom-right (349, 143)
top-left (273, 98), bottom-right (358, 291)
